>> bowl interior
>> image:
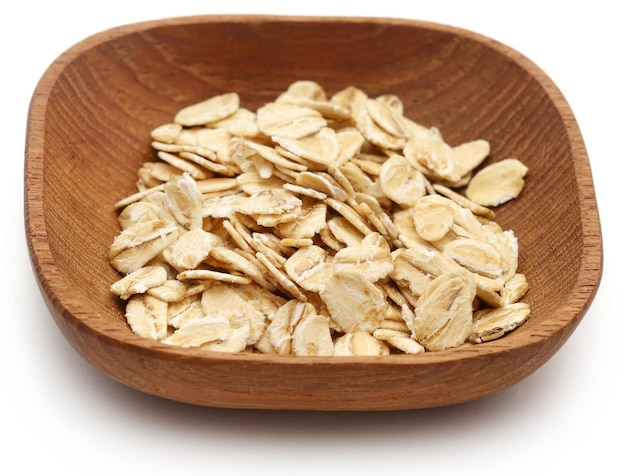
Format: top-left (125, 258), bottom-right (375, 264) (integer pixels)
top-left (26, 16), bottom-right (602, 409)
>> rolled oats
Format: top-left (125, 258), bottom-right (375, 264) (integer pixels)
top-left (334, 331), bottom-right (389, 356)
top-left (291, 313), bottom-right (334, 356)
top-left (413, 271), bottom-right (476, 351)
top-left (469, 302), bottom-right (531, 343)
top-left (109, 80), bottom-right (531, 356)
top-left (125, 294), bottom-right (169, 341)
top-left (373, 328), bottom-right (425, 354)
top-left (412, 194), bottom-right (455, 242)
top-left (163, 313), bottom-right (233, 348)
top-left (145, 279), bottom-right (187, 302)
top-left (320, 269), bottom-right (386, 333)
top-left (174, 92), bottom-right (240, 127)
top-left (256, 102), bottom-right (326, 139)
top-left (110, 265), bottom-right (168, 300)
top-left (465, 158), bottom-right (528, 207)
top-left (379, 154), bottom-right (427, 207)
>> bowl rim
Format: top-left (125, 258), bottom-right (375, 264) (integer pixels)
top-left (24, 14), bottom-right (603, 369)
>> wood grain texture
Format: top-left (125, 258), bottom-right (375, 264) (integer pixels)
top-left (24, 15), bottom-right (602, 411)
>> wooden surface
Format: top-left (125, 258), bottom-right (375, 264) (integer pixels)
top-left (24, 15), bottom-right (602, 411)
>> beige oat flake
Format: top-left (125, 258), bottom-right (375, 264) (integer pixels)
top-left (413, 271), bottom-right (476, 351)
top-left (465, 158), bottom-right (528, 207)
top-left (174, 93), bottom-right (240, 127)
top-left (469, 302), bottom-right (531, 343)
top-left (320, 269), bottom-right (386, 333)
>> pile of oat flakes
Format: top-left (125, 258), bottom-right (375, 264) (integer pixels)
top-left (109, 80), bottom-right (531, 356)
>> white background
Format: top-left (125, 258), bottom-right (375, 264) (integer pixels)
top-left (5, 1), bottom-right (623, 474)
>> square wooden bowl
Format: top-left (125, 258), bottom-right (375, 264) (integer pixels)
top-left (25, 15), bottom-right (602, 411)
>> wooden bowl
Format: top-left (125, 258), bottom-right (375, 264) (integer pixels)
top-left (25, 15), bottom-right (602, 411)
